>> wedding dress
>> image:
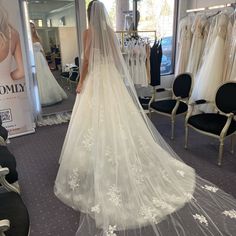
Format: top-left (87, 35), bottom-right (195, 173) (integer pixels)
top-left (175, 15), bottom-right (193, 75)
top-left (54, 2), bottom-right (236, 235)
top-left (186, 15), bottom-right (207, 79)
top-left (190, 13), bottom-right (229, 112)
top-left (224, 20), bottom-right (236, 81)
top-left (33, 42), bottom-right (67, 106)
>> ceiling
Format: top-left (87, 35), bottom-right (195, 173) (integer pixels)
top-left (28, 0), bottom-right (74, 16)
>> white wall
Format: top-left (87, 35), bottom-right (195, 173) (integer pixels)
top-left (47, 6), bottom-right (76, 27)
top-left (58, 27), bottom-right (78, 68)
top-left (187, 0), bottom-right (235, 9)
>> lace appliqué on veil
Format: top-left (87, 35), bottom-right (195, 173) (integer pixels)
top-left (91, 204), bottom-right (101, 214)
top-left (130, 165), bottom-right (145, 185)
top-left (222, 210), bottom-right (236, 219)
top-left (82, 128), bottom-right (94, 151)
top-left (68, 168), bottom-right (80, 191)
top-left (140, 206), bottom-right (159, 224)
top-left (107, 185), bottom-right (122, 207)
top-left (201, 185), bottom-right (219, 193)
top-left (152, 198), bottom-right (174, 212)
top-left (105, 225), bottom-right (117, 236)
top-left (193, 214), bottom-right (208, 226)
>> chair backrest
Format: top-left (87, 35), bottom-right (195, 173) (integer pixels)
top-left (69, 71), bottom-right (79, 82)
top-left (173, 73), bottom-right (192, 99)
top-left (215, 82), bottom-right (236, 114)
top-left (74, 57), bottom-right (79, 67)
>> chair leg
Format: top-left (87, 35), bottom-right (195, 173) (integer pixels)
top-left (171, 117), bottom-right (175, 140)
top-left (231, 135), bottom-right (234, 154)
top-left (218, 139), bottom-right (224, 166)
top-left (148, 109), bottom-right (152, 119)
top-left (185, 125), bottom-right (188, 149)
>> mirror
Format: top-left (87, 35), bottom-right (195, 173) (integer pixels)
top-left (27, 0), bottom-right (79, 117)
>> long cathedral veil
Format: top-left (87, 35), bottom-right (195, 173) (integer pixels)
top-left (54, 2), bottom-right (236, 236)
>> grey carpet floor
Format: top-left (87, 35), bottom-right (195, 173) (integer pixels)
top-left (7, 113), bottom-right (236, 236)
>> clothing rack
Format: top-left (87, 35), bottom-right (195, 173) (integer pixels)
top-left (115, 30), bottom-right (157, 51)
top-left (186, 2), bottom-right (236, 13)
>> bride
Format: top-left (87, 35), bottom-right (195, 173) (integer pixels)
top-left (54, 1), bottom-right (236, 235)
top-left (30, 22), bottom-right (67, 106)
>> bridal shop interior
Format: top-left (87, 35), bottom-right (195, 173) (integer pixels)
top-left (1, 0), bottom-right (236, 235)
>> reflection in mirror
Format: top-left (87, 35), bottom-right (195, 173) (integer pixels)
top-left (28, 0), bottom-right (79, 123)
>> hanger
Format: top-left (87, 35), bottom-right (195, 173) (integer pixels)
top-left (206, 10), bottom-right (221, 19)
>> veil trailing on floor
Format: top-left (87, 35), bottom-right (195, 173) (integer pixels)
top-left (54, 2), bottom-right (236, 236)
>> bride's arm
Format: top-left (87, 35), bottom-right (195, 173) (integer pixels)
top-left (76, 30), bottom-right (91, 93)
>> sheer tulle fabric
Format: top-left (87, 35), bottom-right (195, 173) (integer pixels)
top-left (54, 2), bottom-right (236, 235)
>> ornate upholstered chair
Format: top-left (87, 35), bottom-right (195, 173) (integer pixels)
top-left (149, 73), bottom-right (192, 139)
top-left (0, 166), bottom-right (29, 236)
top-left (0, 121), bottom-right (19, 190)
top-left (185, 82), bottom-right (236, 166)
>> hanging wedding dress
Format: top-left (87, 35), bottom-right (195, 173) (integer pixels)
top-left (33, 42), bottom-right (67, 106)
top-left (175, 15), bottom-right (193, 75)
top-left (54, 2), bottom-right (236, 235)
top-left (224, 19), bottom-right (236, 81)
top-left (186, 15), bottom-right (207, 79)
top-left (190, 13), bottom-right (229, 112)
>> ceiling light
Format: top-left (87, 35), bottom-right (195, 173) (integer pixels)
top-left (208, 5), bottom-right (225, 10)
top-left (186, 8), bottom-right (205, 13)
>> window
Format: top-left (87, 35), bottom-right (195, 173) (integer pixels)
top-left (86, 0), bottom-right (116, 28)
top-left (137, 0), bottom-right (177, 75)
top-left (32, 19), bottom-right (43, 27)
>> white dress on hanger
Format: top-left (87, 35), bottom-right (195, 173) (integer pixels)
top-left (139, 44), bottom-right (148, 87)
top-left (175, 16), bottom-right (193, 75)
top-left (224, 20), bottom-right (236, 81)
top-left (186, 15), bottom-right (207, 79)
top-left (33, 42), bottom-right (67, 106)
top-left (190, 14), bottom-right (229, 111)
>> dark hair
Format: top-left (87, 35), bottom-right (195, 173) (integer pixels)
top-left (87, 0), bottom-right (97, 23)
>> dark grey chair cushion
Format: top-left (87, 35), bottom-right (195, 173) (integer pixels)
top-left (0, 192), bottom-right (29, 236)
top-left (150, 100), bottom-right (188, 115)
top-left (188, 114), bottom-right (236, 136)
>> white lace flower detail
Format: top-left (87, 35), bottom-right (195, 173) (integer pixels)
top-left (82, 128), bottom-right (94, 151)
top-left (105, 225), bottom-right (117, 236)
top-left (184, 193), bottom-right (195, 201)
top-left (68, 168), bottom-right (80, 191)
top-left (201, 185), bottom-right (219, 193)
top-left (177, 170), bottom-right (185, 177)
top-left (99, 105), bottom-right (104, 123)
top-left (161, 170), bottom-right (171, 183)
top-left (222, 210), bottom-right (236, 219)
top-left (166, 194), bottom-right (182, 204)
top-left (137, 136), bottom-right (149, 153)
top-left (140, 206), bottom-right (159, 224)
top-left (130, 165), bottom-right (145, 185)
top-left (107, 185), bottom-right (122, 207)
top-left (152, 198), bottom-right (174, 212)
top-left (193, 214), bottom-right (208, 226)
top-left (91, 204), bottom-right (100, 214)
